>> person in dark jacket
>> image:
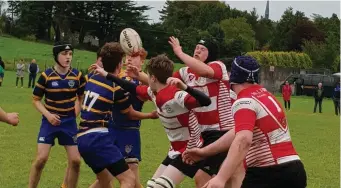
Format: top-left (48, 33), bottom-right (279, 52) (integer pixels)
top-left (313, 82), bottom-right (324, 113)
top-left (28, 59), bottom-right (39, 88)
top-left (333, 82), bottom-right (340, 116)
top-left (0, 56), bottom-right (5, 87)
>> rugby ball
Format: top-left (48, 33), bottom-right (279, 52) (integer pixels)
top-left (119, 28), bottom-right (143, 55)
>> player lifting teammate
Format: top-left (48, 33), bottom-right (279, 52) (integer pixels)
top-left (77, 42), bottom-right (136, 188)
top-left (29, 42), bottom-right (85, 188)
top-left (168, 37), bottom-right (244, 187)
top-left (90, 54), bottom-right (212, 188)
top-left (184, 56), bottom-right (307, 188)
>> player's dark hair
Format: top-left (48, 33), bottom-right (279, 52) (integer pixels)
top-left (99, 42), bottom-right (124, 73)
top-left (145, 54), bottom-right (174, 84)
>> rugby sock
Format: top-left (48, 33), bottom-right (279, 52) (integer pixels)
top-left (146, 178), bottom-right (156, 188)
top-left (154, 176), bottom-right (174, 188)
top-left (61, 183), bottom-right (67, 188)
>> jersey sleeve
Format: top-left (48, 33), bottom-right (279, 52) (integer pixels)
top-left (114, 88), bottom-right (132, 114)
top-left (77, 72), bottom-right (86, 97)
top-left (209, 61), bottom-right (228, 80)
top-left (232, 98), bottom-right (258, 133)
top-left (230, 90), bottom-right (237, 104)
top-left (174, 91), bottom-right (200, 110)
top-left (172, 70), bottom-right (182, 80)
top-left (33, 72), bottom-right (47, 100)
top-left (136, 85), bottom-right (151, 101)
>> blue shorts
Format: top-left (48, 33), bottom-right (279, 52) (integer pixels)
top-left (37, 117), bottom-right (77, 146)
top-left (77, 131), bottom-right (128, 175)
top-left (110, 127), bottom-right (141, 163)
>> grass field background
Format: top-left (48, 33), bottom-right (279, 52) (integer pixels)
top-left (0, 71), bottom-right (339, 188)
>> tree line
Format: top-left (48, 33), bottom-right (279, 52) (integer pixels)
top-left (0, 1), bottom-right (339, 71)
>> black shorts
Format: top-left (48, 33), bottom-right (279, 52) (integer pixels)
top-left (242, 160), bottom-right (307, 188)
top-left (162, 155), bottom-right (199, 178)
top-left (105, 158), bottom-right (130, 177)
top-left (198, 130), bottom-right (228, 176)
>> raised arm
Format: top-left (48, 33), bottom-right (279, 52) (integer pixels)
top-left (168, 77), bottom-right (211, 109)
top-left (169, 36), bottom-right (215, 78)
top-left (126, 108), bottom-right (158, 120)
top-left (126, 64), bottom-right (149, 85)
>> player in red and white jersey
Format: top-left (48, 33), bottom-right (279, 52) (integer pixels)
top-left (168, 37), bottom-right (242, 187)
top-left (183, 56), bottom-right (307, 188)
top-left (90, 54), bottom-right (212, 188)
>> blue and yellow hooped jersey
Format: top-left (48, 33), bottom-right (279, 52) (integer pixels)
top-left (33, 67), bottom-right (86, 118)
top-left (111, 76), bottom-right (144, 129)
top-left (78, 73), bottom-right (131, 133)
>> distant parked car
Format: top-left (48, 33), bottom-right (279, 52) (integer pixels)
top-left (280, 73), bottom-right (340, 98)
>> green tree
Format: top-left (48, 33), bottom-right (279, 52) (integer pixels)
top-left (220, 17), bottom-right (255, 53)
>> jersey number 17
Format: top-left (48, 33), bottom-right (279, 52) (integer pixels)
top-left (82, 90), bottom-right (100, 112)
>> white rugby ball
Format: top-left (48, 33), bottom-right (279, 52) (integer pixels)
top-left (119, 28), bottom-right (142, 55)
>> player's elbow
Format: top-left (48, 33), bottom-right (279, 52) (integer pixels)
top-left (236, 132), bottom-right (253, 149)
top-left (202, 98), bottom-right (211, 107)
top-left (199, 97), bottom-right (211, 107)
top-left (126, 111), bottom-right (137, 120)
top-left (126, 108), bottom-right (139, 120)
top-left (199, 69), bottom-right (214, 78)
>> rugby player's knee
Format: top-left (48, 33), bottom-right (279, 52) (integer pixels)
top-left (194, 171), bottom-right (211, 188)
top-left (128, 162), bottom-right (139, 172)
top-left (34, 156), bottom-right (48, 170)
top-left (118, 170), bottom-right (136, 188)
top-left (153, 176), bottom-right (175, 188)
top-left (69, 156), bottom-right (81, 169)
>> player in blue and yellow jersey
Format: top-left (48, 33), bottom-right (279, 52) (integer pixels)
top-left (110, 48), bottom-right (158, 188)
top-left (89, 48), bottom-right (158, 188)
top-left (77, 42), bottom-right (136, 188)
top-left (29, 42), bottom-right (85, 188)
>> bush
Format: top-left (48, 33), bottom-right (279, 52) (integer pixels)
top-left (22, 34), bottom-right (37, 42)
top-left (246, 51), bottom-right (312, 68)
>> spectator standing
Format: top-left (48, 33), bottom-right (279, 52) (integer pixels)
top-left (333, 82), bottom-right (340, 116)
top-left (313, 82), bottom-right (324, 113)
top-left (28, 59), bottom-right (39, 88)
top-left (16, 59), bottom-right (25, 88)
top-left (0, 56), bottom-right (4, 87)
top-left (282, 81), bottom-right (292, 110)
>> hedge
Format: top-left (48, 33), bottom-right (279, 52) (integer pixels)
top-left (246, 51), bottom-right (313, 68)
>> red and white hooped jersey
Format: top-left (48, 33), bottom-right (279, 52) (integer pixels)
top-left (136, 85), bottom-right (203, 159)
top-left (173, 61), bottom-right (235, 132)
top-left (232, 85), bottom-right (300, 168)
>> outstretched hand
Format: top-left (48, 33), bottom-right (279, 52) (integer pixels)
top-left (125, 65), bottom-right (140, 79)
top-left (182, 148), bottom-right (206, 165)
top-left (166, 77), bottom-right (187, 90)
top-left (149, 110), bottom-right (159, 119)
top-left (168, 36), bottom-right (183, 56)
top-left (6, 112), bottom-right (19, 126)
top-left (89, 64), bottom-right (108, 77)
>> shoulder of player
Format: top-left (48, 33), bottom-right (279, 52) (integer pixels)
top-left (232, 97), bottom-right (259, 113)
top-left (70, 68), bottom-right (84, 78)
top-left (43, 68), bottom-right (53, 76)
top-left (208, 60), bottom-right (225, 67)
